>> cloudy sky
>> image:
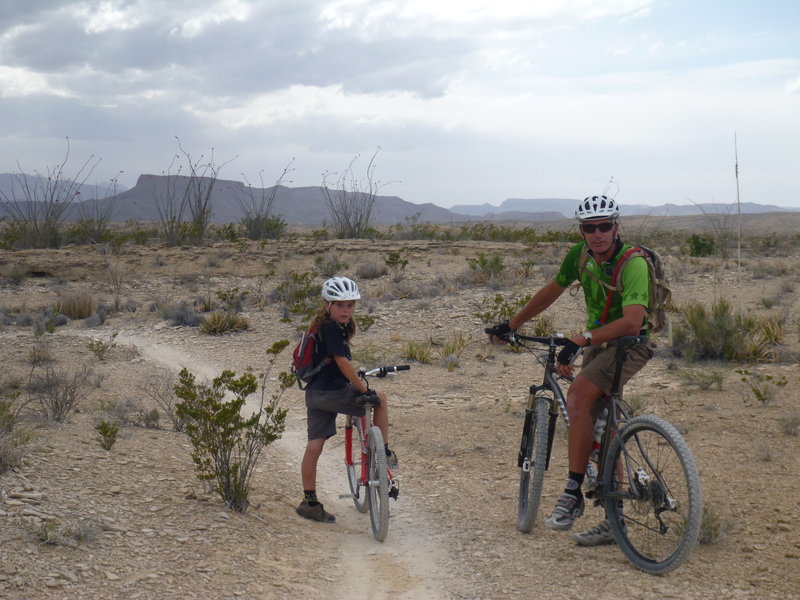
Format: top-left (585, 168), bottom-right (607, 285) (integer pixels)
top-left (1, 0), bottom-right (798, 208)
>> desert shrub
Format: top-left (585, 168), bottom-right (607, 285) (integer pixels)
top-left (8, 264), bottom-right (27, 285)
top-left (675, 365), bottom-right (725, 390)
top-left (174, 341), bottom-right (290, 513)
top-left (270, 271), bottom-right (321, 320)
top-left (698, 504), bottom-right (734, 545)
top-left (23, 518), bottom-right (100, 547)
top-left (0, 433), bottom-right (22, 474)
top-left (55, 291), bottom-right (96, 319)
top-left (314, 255), bottom-right (349, 277)
top-left (475, 292), bottom-right (532, 325)
top-left (672, 299), bottom-right (783, 362)
top-left (402, 340), bottom-right (432, 364)
top-left (215, 287), bottom-right (249, 313)
top-left (29, 364), bottom-right (93, 422)
top-left (87, 332), bottom-right (118, 360)
top-left (95, 420), bottom-right (119, 450)
top-left (735, 369), bottom-right (787, 406)
top-left (687, 234), bottom-right (716, 257)
top-left (200, 311), bottom-right (250, 335)
top-left (780, 409), bottom-right (800, 436)
top-left (140, 369), bottom-right (185, 431)
top-left (466, 252), bottom-right (505, 284)
top-left (355, 313), bottom-right (376, 332)
top-left (160, 301), bottom-right (203, 327)
top-left (384, 250), bottom-right (410, 282)
top-left (355, 261), bottom-right (388, 280)
top-left (439, 331), bottom-right (470, 362)
top-left (28, 341), bottom-right (56, 366)
top-left (240, 215), bottom-right (286, 240)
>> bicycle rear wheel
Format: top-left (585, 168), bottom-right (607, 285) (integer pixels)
top-left (518, 395), bottom-right (550, 532)
top-left (366, 426), bottom-right (389, 541)
top-left (603, 415), bottom-right (702, 574)
top-left (346, 424), bottom-right (368, 513)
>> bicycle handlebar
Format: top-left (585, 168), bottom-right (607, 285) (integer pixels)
top-left (486, 329), bottom-right (648, 350)
top-left (358, 365), bottom-right (411, 378)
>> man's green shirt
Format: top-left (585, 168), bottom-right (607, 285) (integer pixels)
top-left (555, 241), bottom-right (650, 330)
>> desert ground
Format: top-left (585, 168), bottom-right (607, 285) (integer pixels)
top-left (1, 226), bottom-right (799, 600)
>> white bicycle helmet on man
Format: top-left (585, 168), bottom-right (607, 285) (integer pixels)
top-left (575, 195), bottom-right (619, 222)
top-left (322, 276), bottom-right (361, 301)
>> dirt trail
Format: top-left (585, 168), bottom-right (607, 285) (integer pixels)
top-left (117, 330), bottom-right (455, 600)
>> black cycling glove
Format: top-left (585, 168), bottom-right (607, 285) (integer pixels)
top-left (486, 320), bottom-right (515, 339)
top-left (557, 340), bottom-right (582, 365)
top-left (358, 390), bottom-right (380, 406)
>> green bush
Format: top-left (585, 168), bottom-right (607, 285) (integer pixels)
top-left (672, 299), bottom-right (783, 362)
top-left (314, 255), bottom-right (349, 277)
top-left (687, 233), bottom-right (716, 257)
top-left (270, 271), bottom-right (321, 320)
top-left (385, 250), bottom-right (410, 282)
top-left (466, 252), bottom-right (505, 283)
top-left (96, 420), bottom-right (119, 450)
top-left (175, 344), bottom-right (289, 513)
top-left (475, 292), bottom-right (531, 325)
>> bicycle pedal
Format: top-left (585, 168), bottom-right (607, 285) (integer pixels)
top-left (338, 494), bottom-right (354, 500)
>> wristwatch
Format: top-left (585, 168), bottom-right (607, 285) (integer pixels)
top-left (582, 331), bottom-right (592, 346)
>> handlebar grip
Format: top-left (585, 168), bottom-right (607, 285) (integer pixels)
top-left (395, 365), bottom-right (411, 371)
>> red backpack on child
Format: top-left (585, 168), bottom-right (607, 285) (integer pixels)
top-left (291, 327), bottom-right (332, 389)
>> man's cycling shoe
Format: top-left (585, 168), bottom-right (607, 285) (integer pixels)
top-left (572, 518), bottom-right (617, 546)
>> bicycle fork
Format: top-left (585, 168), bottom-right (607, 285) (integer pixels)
top-left (518, 393), bottom-right (558, 473)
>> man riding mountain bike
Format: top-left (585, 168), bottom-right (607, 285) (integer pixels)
top-left (487, 195), bottom-right (653, 546)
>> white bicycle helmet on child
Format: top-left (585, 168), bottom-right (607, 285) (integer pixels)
top-left (322, 276), bottom-right (361, 301)
top-left (575, 195), bottom-right (620, 222)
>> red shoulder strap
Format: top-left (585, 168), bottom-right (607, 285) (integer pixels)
top-left (598, 247), bottom-right (642, 326)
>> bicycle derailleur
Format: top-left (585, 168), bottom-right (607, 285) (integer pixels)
top-left (389, 479), bottom-right (400, 500)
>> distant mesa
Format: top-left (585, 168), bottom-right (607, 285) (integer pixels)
top-left (0, 173), bottom-right (797, 226)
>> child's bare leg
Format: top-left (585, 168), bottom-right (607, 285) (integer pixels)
top-left (301, 437), bottom-right (326, 490)
top-left (373, 391), bottom-right (389, 441)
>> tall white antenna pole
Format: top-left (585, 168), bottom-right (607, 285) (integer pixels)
top-left (734, 132), bottom-right (742, 303)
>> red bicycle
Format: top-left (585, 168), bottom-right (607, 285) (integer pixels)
top-left (343, 365), bottom-right (409, 541)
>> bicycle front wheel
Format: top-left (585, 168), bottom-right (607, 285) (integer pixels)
top-left (366, 426), bottom-right (390, 541)
top-left (518, 395), bottom-right (550, 533)
top-left (346, 425), bottom-right (368, 513)
top-left (603, 415), bottom-right (702, 574)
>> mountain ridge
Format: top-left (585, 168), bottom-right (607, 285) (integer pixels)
top-left (1, 172), bottom-right (797, 225)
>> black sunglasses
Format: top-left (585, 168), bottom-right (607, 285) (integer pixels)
top-left (580, 222), bottom-right (615, 234)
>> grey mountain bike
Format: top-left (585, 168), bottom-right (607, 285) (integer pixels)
top-left (492, 331), bottom-right (703, 574)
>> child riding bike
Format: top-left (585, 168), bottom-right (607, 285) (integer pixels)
top-left (487, 195), bottom-right (653, 546)
top-left (297, 276), bottom-right (399, 523)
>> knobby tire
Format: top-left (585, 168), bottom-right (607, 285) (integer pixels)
top-left (367, 426), bottom-right (390, 541)
top-left (346, 424), bottom-right (368, 513)
top-left (603, 415), bottom-right (702, 574)
top-left (518, 396), bottom-right (550, 532)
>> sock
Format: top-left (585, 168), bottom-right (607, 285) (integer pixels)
top-left (303, 490), bottom-right (319, 506)
top-left (564, 471), bottom-right (585, 500)
top-left (384, 443), bottom-right (391, 457)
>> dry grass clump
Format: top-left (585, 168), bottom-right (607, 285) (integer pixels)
top-left (55, 291), bottom-right (96, 319)
top-left (200, 311), bottom-right (249, 335)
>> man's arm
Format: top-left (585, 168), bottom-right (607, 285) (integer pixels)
top-left (509, 280), bottom-right (566, 331)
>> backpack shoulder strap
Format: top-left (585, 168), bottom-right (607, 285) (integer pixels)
top-left (597, 246), bottom-right (645, 325)
top-left (577, 244), bottom-right (617, 292)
